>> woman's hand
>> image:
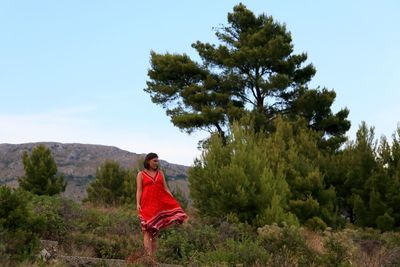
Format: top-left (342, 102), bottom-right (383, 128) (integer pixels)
top-left (136, 204), bottom-right (141, 212)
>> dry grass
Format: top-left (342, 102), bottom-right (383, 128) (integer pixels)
top-left (301, 228), bottom-right (325, 254)
top-left (82, 202), bottom-right (125, 213)
top-left (354, 240), bottom-right (400, 267)
top-left (58, 234), bottom-right (97, 258)
top-left (126, 249), bottom-right (160, 266)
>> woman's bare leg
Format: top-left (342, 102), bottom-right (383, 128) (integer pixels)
top-left (151, 237), bottom-right (157, 258)
top-left (143, 231), bottom-right (152, 256)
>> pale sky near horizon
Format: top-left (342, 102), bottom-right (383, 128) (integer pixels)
top-left (1, 1), bottom-right (399, 165)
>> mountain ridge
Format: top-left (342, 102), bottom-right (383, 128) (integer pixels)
top-left (0, 142), bottom-right (189, 201)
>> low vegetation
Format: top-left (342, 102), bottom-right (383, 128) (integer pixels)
top-left (1, 187), bottom-right (400, 266)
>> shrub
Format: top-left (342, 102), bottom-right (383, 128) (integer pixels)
top-left (257, 223), bottom-right (323, 266)
top-left (376, 212), bottom-right (395, 232)
top-left (305, 216), bottom-right (328, 231)
top-left (27, 194), bottom-right (67, 240)
top-left (85, 160), bottom-right (138, 206)
top-left (196, 238), bottom-right (269, 266)
top-left (0, 186), bottom-right (42, 262)
top-left (314, 228), bottom-right (357, 267)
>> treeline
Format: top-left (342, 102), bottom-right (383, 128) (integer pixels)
top-left (189, 117), bottom-right (400, 231)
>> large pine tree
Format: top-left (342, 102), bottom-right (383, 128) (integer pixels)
top-left (145, 4), bottom-right (350, 149)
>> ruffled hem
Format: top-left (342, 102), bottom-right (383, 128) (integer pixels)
top-left (140, 207), bottom-right (187, 237)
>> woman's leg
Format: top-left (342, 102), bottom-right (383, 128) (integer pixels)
top-left (151, 237), bottom-right (157, 258)
top-left (143, 231), bottom-right (152, 256)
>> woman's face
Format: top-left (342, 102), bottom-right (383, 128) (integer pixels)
top-left (148, 157), bottom-right (159, 170)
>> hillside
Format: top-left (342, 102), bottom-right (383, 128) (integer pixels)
top-left (0, 142), bottom-right (189, 200)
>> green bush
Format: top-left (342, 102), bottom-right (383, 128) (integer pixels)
top-left (85, 160), bottom-right (138, 206)
top-left (196, 238), bottom-right (269, 266)
top-left (257, 223), bottom-right (322, 266)
top-left (158, 227), bottom-right (196, 263)
top-left (214, 214), bottom-right (257, 242)
top-left (59, 204), bottom-right (142, 259)
top-left (305, 216), bottom-right (328, 231)
top-left (0, 186), bottom-right (42, 262)
top-left (323, 231), bottom-right (355, 267)
top-left (27, 194), bottom-right (68, 240)
top-left (74, 205), bottom-right (140, 236)
top-left (376, 212), bottom-right (395, 232)
top-left (157, 217), bottom-right (269, 266)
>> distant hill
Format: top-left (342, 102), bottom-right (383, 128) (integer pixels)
top-left (0, 142), bottom-right (189, 201)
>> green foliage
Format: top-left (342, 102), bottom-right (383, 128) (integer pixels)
top-left (305, 217), bottom-right (328, 231)
top-left (171, 186), bottom-right (189, 209)
top-left (190, 117), bottom-right (341, 227)
top-left (56, 203), bottom-right (142, 259)
top-left (257, 223), bottom-right (322, 266)
top-left (336, 122), bottom-right (400, 230)
top-left (2, 187), bottom-right (400, 266)
top-left (324, 233), bottom-right (353, 267)
top-left (196, 238), bottom-right (269, 266)
top-left (71, 233), bottom-right (130, 259)
top-left (18, 144), bottom-right (66, 196)
top-left (27, 194), bottom-right (68, 241)
top-left (376, 213), bottom-right (395, 232)
top-left (189, 118), bottom-right (297, 227)
top-left (158, 228), bottom-right (196, 263)
top-left (85, 160), bottom-right (138, 206)
top-left (290, 196), bottom-right (320, 222)
top-left (0, 186), bottom-right (42, 262)
top-left (291, 88), bottom-right (350, 151)
top-left (75, 206), bottom-right (141, 236)
top-left (157, 216), bottom-right (266, 266)
top-left (145, 4), bottom-right (349, 149)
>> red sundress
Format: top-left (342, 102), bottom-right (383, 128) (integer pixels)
top-left (139, 170), bottom-right (187, 237)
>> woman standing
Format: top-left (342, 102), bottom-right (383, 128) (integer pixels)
top-left (136, 153), bottom-right (188, 259)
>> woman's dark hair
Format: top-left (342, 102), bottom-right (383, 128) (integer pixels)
top-left (144, 152), bottom-right (158, 170)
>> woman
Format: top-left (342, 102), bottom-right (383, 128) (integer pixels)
top-left (136, 152), bottom-right (188, 258)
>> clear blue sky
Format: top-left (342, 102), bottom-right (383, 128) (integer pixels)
top-left (1, 1), bottom-right (399, 165)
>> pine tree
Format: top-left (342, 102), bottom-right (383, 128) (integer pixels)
top-left (145, 4), bottom-right (350, 149)
top-left (339, 122), bottom-right (400, 230)
top-left (18, 144), bottom-right (66, 196)
top-left (189, 119), bottom-right (298, 227)
top-left (272, 118), bottom-right (342, 227)
top-left (85, 160), bottom-right (138, 206)
top-left (189, 117), bottom-right (340, 227)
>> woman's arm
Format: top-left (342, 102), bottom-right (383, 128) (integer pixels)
top-left (161, 171), bottom-right (173, 197)
top-left (136, 172), bottom-right (143, 212)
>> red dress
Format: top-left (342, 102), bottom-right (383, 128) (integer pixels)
top-left (139, 170), bottom-right (187, 237)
